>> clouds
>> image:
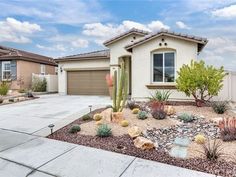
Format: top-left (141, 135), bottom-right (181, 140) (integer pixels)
top-left (82, 20), bottom-right (170, 44)
top-left (212, 4), bottom-right (236, 18)
top-left (176, 21), bottom-right (191, 29)
top-left (0, 0), bottom-right (111, 25)
top-left (0, 17), bottom-right (41, 43)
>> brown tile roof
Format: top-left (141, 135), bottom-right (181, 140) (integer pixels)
top-left (103, 28), bottom-right (149, 46)
top-left (55, 49), bottom-right (110, 62)
top-left (0, 45), bottom-right (56, 66)
top-left (125, 30), bottom-right (208, 52)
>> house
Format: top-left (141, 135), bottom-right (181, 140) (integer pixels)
top-left (55, 28), bottom-right (208, 100)
top-left (0, 45), bottom-right (57, 90)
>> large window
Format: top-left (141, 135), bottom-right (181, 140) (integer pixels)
top-left (153, 52), bottom-right (175, 83)
top-left (2, 61), bottom-right (11, 80)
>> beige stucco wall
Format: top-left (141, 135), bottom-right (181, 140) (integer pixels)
top-left (10, 60), bottom-right (56, 89)
top-left (58, 59), bottom-right (110, 95)
top-left (131, 36), bottom-right (198, 100)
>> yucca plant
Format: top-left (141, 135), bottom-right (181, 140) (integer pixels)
top-left (199, 138), bottom-right (224, 161)
top-left (211, 101), bottom-right (228, 114)
top-left (149, 90), bottom-right (171, 102)
top-left (219, 118), bottom-right (236, 141)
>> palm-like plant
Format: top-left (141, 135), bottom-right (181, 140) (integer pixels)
top-left (149, 90), bottom-right (171, 102)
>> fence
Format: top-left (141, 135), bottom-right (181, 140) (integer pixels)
top-left (32, 73), bottom-right (58, 92)
top-left (216, 71), bottom-right (236, 102)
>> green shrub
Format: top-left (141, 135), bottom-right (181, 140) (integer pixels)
top-left (151, 109), bottom-right (167, 120)
top-left (0, 82), bottom-right (9, 96)
top-left (69, 124), bottom-right (81, 133)
top-left (97, 124), bottom-right (112, 137)
top-left (82, 114), bottom-right (92, 121)
top-left (31, 77), bottom-right (47, 92)
top-left (137, 111), bottom-right (148, 120)
top-left (176, 60), bottom-right (227, 106)
top-left (178, 113), bottom-right (194, 123)
top-left (149, 90), bottom-right (171, 102)
top-left (211, 101), bottom-right (228, 114)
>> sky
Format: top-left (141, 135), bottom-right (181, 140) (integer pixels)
top-left (0, 0), bottom-right (236, 70)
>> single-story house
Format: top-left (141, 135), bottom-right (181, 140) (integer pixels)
top-left (0, 45), bottom-right (57, 90)
top-left (55, 28), bottom-right (209, 100)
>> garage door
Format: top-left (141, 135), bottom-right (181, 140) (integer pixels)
top-left (67, 70), bottom-right (110, 95)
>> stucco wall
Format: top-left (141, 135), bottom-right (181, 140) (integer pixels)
top-left (13, 60), bottom-right (56, 89)
top-left (131, 36), bottom-right (198, 100)
top-left (58, 59), bottom-right (110, 95)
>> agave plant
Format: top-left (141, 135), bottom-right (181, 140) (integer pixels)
top-left (149, 90), bottom-right (171, 102)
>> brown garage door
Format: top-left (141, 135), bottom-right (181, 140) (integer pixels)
top-left (67, 70), bottom-right (109, 95)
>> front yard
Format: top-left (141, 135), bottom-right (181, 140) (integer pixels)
top-left (48, 102), bottom-right (236, 177)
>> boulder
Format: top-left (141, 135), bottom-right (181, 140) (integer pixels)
top-left (100, 108), bottom-right (112, 122)
top-left (111, 112), bottom-right (124, 123)
top-left (165, 106), bottom-right (176, 115)
top-left (133, 137), bottom-right (155, 150)
top-left (128, 126), bottom-right (142, 138)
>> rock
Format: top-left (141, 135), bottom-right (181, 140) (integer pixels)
top-left (111, 112), bottom-right (124, 123)
top-left (100, 108), bottom-right (112, 122)
top-left (165, 106), bottom-right (176, 115)
top-left (212, 117), bottom-right (223, 124)
top-left (133, 137), bottom-right (155, 150)
top-left (128, 126), bottom-right (142, 138)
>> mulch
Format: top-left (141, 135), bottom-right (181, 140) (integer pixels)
top-left (48, 108), bottom-right (236, 177)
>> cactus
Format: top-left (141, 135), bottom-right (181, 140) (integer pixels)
top-left (112, 62), bottom-right (128, 112)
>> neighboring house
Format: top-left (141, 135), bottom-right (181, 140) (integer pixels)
top-left (0, 45), bottom-right (57, 90)
top-left (56, 28), bottom-right (208, 100)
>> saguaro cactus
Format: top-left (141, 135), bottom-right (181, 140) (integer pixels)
top-left (112, 62), bottom-right (128, 112)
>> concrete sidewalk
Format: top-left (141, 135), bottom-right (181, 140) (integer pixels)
top-left (0, 129), bottom-right (219, 177)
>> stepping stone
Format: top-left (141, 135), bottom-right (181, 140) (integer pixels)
top-left (169, 137), bottom-right (190, 158)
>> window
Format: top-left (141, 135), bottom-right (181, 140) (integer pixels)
top-left (40, 64), bottom-right (46, 75)
top-left (2, 61), bottom-right (11, 80)
top-left (153, 52), bottom-right (175, 83)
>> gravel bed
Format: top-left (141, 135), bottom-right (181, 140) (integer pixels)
top-left (143, 116), bottom-right (220, 151)
top-left (48, 109), bottom-right (236, 177)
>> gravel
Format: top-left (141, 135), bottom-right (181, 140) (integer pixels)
top-left (48, 109), bottom-right (236, 177)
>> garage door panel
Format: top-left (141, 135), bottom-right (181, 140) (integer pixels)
top-left (67, 70), bottom-right (109, 95)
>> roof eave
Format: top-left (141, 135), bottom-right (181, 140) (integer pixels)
top-left (55, 56), bottom-right (110, 62)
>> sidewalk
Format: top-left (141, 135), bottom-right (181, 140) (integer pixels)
top-left (0, 129), bottom-right (219, 177)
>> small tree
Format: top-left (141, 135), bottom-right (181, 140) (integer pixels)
top-left (176, 60), bottom-right (226, 106)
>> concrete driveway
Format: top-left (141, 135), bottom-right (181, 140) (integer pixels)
top-left (0, 94), bottom-right (111, 135)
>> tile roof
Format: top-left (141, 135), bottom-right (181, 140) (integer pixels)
top-left (103, 28), bottom-right (149, 46)
top-left (0, 45), bottom-right (56, 65)
top-left (55, 49), bottom-right (110, 61)
top-left (125, 30), bottom-right (208, 52)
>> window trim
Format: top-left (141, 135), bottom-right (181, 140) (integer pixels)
top-left (40, 64), bottom-right (46, 75)
top-left (2, 61), bottom-right (11, 81)
top-left (151, 51), bottom-right (176, 84)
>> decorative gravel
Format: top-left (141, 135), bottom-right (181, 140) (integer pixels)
top-left (48, 109), bottom-right (236, 177)
top-left (143, 116), bottom-right (220, 151)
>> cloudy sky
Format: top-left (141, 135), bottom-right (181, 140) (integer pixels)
top-left (0, 0), bottom-right (236, 70)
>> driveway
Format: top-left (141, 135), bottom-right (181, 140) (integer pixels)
top-left (0, 94), bottom-right (111, 135)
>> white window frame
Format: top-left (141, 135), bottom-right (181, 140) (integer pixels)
top-left (2, 61), bottom-right (11, 81)
top-left (40, 64), bottom-right (46, 75)
top-left (151, 51), bottom-right (176, 84)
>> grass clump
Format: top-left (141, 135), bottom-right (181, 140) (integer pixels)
top-left (211, 101), bottom-right (228, 114)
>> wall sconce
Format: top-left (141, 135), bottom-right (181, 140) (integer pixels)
top-left (60, 66), bottom-right (63, 73)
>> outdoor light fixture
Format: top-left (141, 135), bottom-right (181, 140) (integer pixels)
top-left (48, 124), bottom-right (55, 134)
top-left (88, 105), bottom-right (92, 112)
